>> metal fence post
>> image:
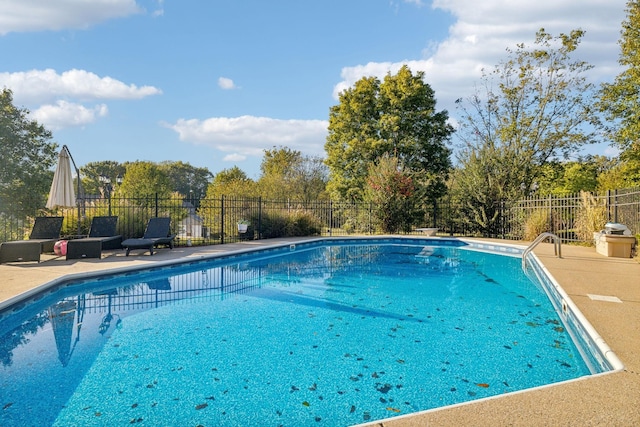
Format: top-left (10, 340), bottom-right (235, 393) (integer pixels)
top-left (547, 194), bottom-right (553, 233)
top-left (329, 200), bottom-right (333, 236)
top-left (155, 193), bottom-right (159, 217)
top-left (258, 196), bottom-right (262, 240)
top-left (432, 199), bottom-right (437, 229)
top-left (220, 195), bottom-right (225, 244)
top-left (500, 200), bottom-right (505, 239)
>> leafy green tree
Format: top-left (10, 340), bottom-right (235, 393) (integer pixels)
top-left (0, 89), bottom-right (58, 215)
top-left (448, 144), bottom-right (514, 235)
top-left (118, 161), bottom-right (171, 199)
top-left (453, 29), bottom-right (600, 233)
top-left (257, 146), bottom-right (328, 201)
top-left (536, 158), bottom-right (604, 195)
top-left (294, 155), bottom-right (329, 202)
top-left (205, 166), bottom-right (258, 200)
top-left (596, 150), bottom-right (640, 190)
top-left (557, 163), bottom-right (598, 194)
top-left (325, 65), bottom-right (453, 203)
top-left (81, 160), bottom-right (126, 197)
top-left (158, 161), bottom-right (213, 199)
top-left (257, 147), bottom-right (301, 199)
top-left (598, 0), bottom-right (640, 159)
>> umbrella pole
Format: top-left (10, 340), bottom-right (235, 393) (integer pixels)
top-left (62, 145), bottom-right (84, 236)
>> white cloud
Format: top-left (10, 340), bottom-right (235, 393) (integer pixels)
top-left (0, 68), bottom-right (160, 129)
top-left (223, 153), bottom-right (247, 162)
top-left (218, 77), bottom-right (237, 90)
top-left (166, 116), bottom-right (329, 159)
top-left (0, 69), bottom-right (162, 104)
top-left (0, 0), bottom-right (142, 35)
top-left (333, 0), bottom-right (627, 114)
top-left (403, 0), bottom-right (425, 6)
top-left (31, 101), bottom-right (108, 130)
top-left (151, 0), bottom-right (164, 17)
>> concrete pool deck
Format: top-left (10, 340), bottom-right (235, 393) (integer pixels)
top-left (0, 237), bottom-right (638, 426)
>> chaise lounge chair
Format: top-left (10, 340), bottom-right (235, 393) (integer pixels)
top-left (0, 216), bottom-right (64, 263)
top-left (66, 216), bottom-right (123, 260)
top-left (121, 217), bottom-right (176, 256)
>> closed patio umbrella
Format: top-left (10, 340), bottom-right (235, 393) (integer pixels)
top-left (46, 146), bottom-right (76, 209)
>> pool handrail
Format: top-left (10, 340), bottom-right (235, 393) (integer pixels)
top-left (522, 232), bottom-right (561, 270)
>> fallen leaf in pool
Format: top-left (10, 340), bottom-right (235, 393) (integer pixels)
top-left (195, 403), bottom-right (208, 410)
top-left (376, 383), bottom-right (393, 394)
top-left (386, 407), bottom-right (401, 413)
top-left (476, 383), bottom-right (489, 388)
top-left (302, 401), bottom-right (310, 407)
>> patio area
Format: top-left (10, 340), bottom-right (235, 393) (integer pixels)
top-left (0, 238), bottom-right (638, 426)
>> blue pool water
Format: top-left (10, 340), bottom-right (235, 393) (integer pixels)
top-left (0, 240), bottom-right (602, 426)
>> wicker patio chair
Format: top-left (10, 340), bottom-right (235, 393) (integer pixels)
top-left (0, 216), bottom-right (64, 263)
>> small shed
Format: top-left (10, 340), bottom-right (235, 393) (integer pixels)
top-left (177, 211), bottom-right (204, 239)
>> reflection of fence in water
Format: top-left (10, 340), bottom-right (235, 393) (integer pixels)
top-left (78, 264), bottom-right (266, 314)
top-left (64, 244), bottom-right (420, 315)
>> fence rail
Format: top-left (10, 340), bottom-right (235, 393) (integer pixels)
top-left (1, 188), bottom-right (639, 247)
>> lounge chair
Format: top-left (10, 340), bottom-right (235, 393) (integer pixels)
top-left (0, 216), bottom-right (64, 263)
top-left (121, 217), bottom-right (176, 256)
top-left (66, 216), bottom-right (123, 260)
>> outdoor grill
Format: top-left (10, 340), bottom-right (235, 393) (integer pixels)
top-left (604, 222), bottom-right (632, 235)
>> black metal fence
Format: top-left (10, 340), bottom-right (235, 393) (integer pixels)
top-left (1, 188), bottom-right (639, 247)
top-left (505, 188), bottom-right (640, 242)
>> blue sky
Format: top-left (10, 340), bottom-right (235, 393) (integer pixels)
top-left (0, 0), bottom-right (628, 178)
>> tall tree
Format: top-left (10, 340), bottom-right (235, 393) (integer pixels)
top-left (453, 29), bottom-right (600, 233)
top-left (257, 146), bottom-right (328, 201)
top-left (0, 89), bottom-right (58, 215)
top-left (158, 161), bottom-right (213, 199)
top-left (81, 160), bottom-right (126, 197)
top-left (598, 0), bottom-right (640, 157)
top-left (596, 150), bottom-right (640, 190)
top-left (118, 161), bottom-right (171, 199)
top-left (325, 65), bottom-right (453, 202)
top-left (205, 166), bottom-right (257, 200)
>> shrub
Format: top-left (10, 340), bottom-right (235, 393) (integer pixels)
top-left (253, 209), bottom-right (322, 238)
top-left (258, 211), bottom-right (288, 238)
top-left (364, 155), bottom-right (419, 233)
top-left (574, 191), bottom-right (607, 244)
top-left (523, 209), bottom-right (550, 241)
top-left (285, 209), bottom-right (322, 236)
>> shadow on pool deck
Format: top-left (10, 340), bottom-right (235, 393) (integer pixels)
top-left (1, 237), bottom-right (639, 426)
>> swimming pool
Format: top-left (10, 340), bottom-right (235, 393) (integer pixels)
top-left (0, 237), bottom-right (622, 426)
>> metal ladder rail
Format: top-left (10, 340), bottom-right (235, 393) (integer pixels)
top-left (522, 232), bottom-right (562, 270)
